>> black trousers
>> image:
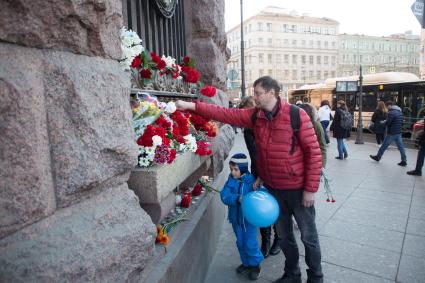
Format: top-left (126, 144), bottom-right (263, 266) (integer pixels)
top-left (376, 133), bottom-right (385, 145)
top-left (268, 188), bottom-right (323, 283)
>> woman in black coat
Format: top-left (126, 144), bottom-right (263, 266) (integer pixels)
top-left (330, 100), bottom-right (350, 159)
top-left (371, 101), bottom-right (388, 145)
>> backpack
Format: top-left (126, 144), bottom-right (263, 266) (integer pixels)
top-left (251, 105), bottom-right (300, 155)
top-left (339, 110), bottom-right (353, 130)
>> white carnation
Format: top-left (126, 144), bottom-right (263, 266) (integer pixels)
top-left (184, 134), bottom-right (198, 152)
top-left (152, 135), bottom-right (163, 147)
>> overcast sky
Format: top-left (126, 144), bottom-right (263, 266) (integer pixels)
top-left (225, 0), bottom-right (422, 36)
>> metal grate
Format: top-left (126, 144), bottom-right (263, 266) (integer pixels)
top-left (122, 0), bottom-right (187, 61)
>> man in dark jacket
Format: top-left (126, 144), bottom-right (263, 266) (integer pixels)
top-left (370, 101), bottom-right (407, 166)
top-left (407, 118), bottom-right (425, 176)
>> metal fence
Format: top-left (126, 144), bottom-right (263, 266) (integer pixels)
top-left (122, 0), bottom-right (187, 60)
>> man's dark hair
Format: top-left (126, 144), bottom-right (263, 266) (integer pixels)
top-left (253, 76), bottom-right (280, 97)
top-left (320, 100), bottom-right (330, 107)
top-left (385, 100), bottom-right (394, 106)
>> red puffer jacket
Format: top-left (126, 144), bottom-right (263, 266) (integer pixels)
top-left (196, 101), bottom-right (322, 192)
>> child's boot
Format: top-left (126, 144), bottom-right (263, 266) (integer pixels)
top-left (248, 266), bottom-right (261, 280)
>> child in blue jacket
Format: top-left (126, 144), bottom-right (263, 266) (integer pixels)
top-left (220, 153), bottom-right (264, 281)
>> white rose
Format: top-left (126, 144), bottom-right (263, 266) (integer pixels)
top-left (152, 135), bottom-right (163, 147)
top-left (165, 102), bottom-right (177, 113)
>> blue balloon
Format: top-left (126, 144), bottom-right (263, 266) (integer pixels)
top-left (241, 191), bottom-right (280, 227)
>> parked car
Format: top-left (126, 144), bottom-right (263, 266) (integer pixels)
top-left (412, 119), bottom-right (424, 148)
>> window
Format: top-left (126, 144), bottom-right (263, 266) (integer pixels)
top-left (316, 71), bottom-right (321, 80)
top-left (301, 40), bottom-right (306, 46)
top-left (309, 71), bottom-right (314, 79)
top-left (282, 24), bottom-right (288, 32)
top-left (277, 54), bottom-right (282, 64)
top-left (292, 40), bottom-right (297, 47)
top-left (284, 54), bottom-right (289, 64)
top-left (331, 71), bottom-right (335, 77)
top-left (268, 54), bottom-right (272, 64)
top-left (244, 26), bottom-right (248, 34)
top-left (268, 38), bottom-right (272, 47)
top-left (309, 40), bottom-right (314, 47)
top-left (259, 69), bottom-right (264, 76)
top-left (266, 23), bottom-right (272, 32)
top-left (292, 70), bottom-right (297, 80)
top-left (332, 42), bottom-right (336, 49)
top-left (331, 56), bottom-right (336, 65)
top-left (324, 56), bottom-right (329, 65)
top-left (259, 53), bottom-right (264, 63)
top-left (258, 22), bottom-right (263, 31)
top-left (301, 70), bottom-right (306, 80)
top-left (324, 71), bottom-right (329, 79)
top-left (284, 69), bottom-right (289, 78)
top-left (284, 39), bottom-right (289, 46)
top-left (292, 55), bottom-right (297, 64)
top-left (268, 69), bottom-right (273, 76)
top-left (316, 56), bottom-right (321, 65)
top-left (324, 41), bottom-right (328, 49)
top-left (258, 38), bottom-right (263, 46)
top-left (309, 55), bottom-right (314, 64)
top-left (317, 41), bottom-right (321, 48)
top-left (301, 55), bottom-right (306, 65)
top-left (291, 25), bottom-right (297, 32)
top-left (249, 55), bottom-right (252, 64)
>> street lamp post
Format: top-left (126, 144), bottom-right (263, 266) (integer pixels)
top-left (240, 0), bottom-right (246, 98)
top-left (355, 65), bottom-right (364, 144)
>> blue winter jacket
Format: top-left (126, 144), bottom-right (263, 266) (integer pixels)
top-left (220, 173), bottom-right (255, 225)
top-left (385, 105), bottom-right (404, 135)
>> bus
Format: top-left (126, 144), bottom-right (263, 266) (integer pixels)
top-left (288, 72), bottom-right (425, 137)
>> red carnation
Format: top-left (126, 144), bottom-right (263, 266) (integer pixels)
top-left (200, 85), bottom-right (216, 97)
top-left (168, 149), bottom-right (177, 164)
top-left (140, 69), bottom-right (152, 79)
top-left (183, 56), bottom-right (191, 65)
top-left (131, 56), bottom-right (142, 68)
top-left (137, 124), bottom-right (156, 147)
top-left (156, 59), bottom-right (166, 70)
top-left (151, 52), bottom-right (161, 64)
top-left (192, 183), bottom-right (203, 196)
top-left (180, 192), bottom-right (191, 208)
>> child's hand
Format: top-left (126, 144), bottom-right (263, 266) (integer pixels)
top-left (253, 177), bottom-right (263, 190)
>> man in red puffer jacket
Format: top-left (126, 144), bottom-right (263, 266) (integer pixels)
top-left (176, 76), bottom-right (323, 283)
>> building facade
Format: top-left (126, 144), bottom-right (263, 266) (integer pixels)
top-left (226, 7), bottom-right (420, 101)
top-left (337, 32), bottom-right (420, 77)
top-left (227, 7), bottom-right (339, 100)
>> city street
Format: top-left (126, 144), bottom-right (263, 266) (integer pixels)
top-left (204, 132), bottom-right (425, 283)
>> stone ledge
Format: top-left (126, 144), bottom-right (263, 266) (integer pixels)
top-left (128, 151), bottom-right (209, 204)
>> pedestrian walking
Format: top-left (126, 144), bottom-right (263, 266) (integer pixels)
top-left (318, 100), bottom-right (332, 145)
top-left (371, 101), bottom-right (388, 145)
top-left (176, 76), bottom-right (324, 283)
top-left (370, 101), bottom-right (407, 166)
top-left (407, 117), bottom-right (425, 176)
top-left (239, 97), bottom-right (281, 259)
top-left (220, 153), bottom-right (264, 280)
top-left (330, 100), bottom-right (351, 160)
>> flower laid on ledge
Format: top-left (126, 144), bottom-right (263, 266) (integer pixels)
top-left (200, 85), bottom-right (217, 97)
top-left (120, 28), bottom-right (144, 71)
top-left (132, 93), bottom-right (214, 168)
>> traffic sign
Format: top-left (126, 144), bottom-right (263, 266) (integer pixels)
top-left (227, 69), bottom-right (238, 81)
top-left (411, 0), bottom-right (424, 27)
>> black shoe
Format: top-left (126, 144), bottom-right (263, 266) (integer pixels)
top-left (236, 264), bottom-right (250, 274)
top-left (260, 239), bottom-right (270, 258)
top-left (335, 156), bottom-right (343, 160)
top-left (273, 273), bottom-right (302, 283)
top-left (269, 238), bottom-right (281, 256)
top-left (248, 266), bottom-right (261, 281)
top-left (398, 161), bottom-right (407, 167)
top-left (344, 153), bottom-right (348, 159)
top-left (370, 155), bottom-right (380, 162)
top-left (407, 170), bottom-right (421, 176)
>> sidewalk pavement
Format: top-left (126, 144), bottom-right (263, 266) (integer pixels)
top-left (204, 132), bottom-right (425, 283)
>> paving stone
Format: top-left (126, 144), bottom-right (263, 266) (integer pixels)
top-left (351, 189), bottom-right (411, 205)
top-left (320, 219), bottom-right (404, 252)
top-left (333, 206), bottom-right (407, 232)
top-left (320, 236), bottom-right (399, 280)
top-left (397, 254), bottom-right (425, 283)
top-left (402, 234), bottom-right (425, 258)
top-left (342, 196), bottom-right (410, 218)
top-left (409, 205), bottom-right (425, 220)
top-left (319, 262), bottom-right (394, 283)
top-left (411, 195), bottom-right (425, 208)
top-left (406, 218), bottom-right (425, 237)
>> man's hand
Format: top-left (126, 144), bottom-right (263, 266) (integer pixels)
top-left (302, 191), bottom-right (315, 207)
top-left (175, 100), bottom-right (196, 111)
top-left (253, 177), bottom-right (263, 190)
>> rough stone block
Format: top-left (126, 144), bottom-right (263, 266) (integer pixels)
top-left (42, 48), bottom-right (138, 207)
top-left (128, 151), bottom-right (208, 204)
top-left (0, 0), bottom-right (123, 59)
top-left (210, 125), bottom-right (235, 178)
top-left (0, 43), bottom-right (56, 238)
top-left (0, 184), bottom-right (156, 282)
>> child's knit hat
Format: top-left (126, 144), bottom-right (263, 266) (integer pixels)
top-left (230, 153), bottom-right (249, 174)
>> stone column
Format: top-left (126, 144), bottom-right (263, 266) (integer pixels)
top-left (185, 0), bottom-right (231, 90)
top-left (0, 0), bottom-right (156, 281)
